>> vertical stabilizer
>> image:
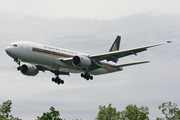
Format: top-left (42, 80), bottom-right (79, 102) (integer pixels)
top-left (109, 36), bottom-right (121, 63)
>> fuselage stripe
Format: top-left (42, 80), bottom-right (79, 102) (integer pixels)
top-left (32, 47), bottom-right (73, 58)
top-left (100, 62), bottom-right (116, 69)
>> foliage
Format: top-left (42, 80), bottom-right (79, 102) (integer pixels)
top-left (37, 106), bottom-right (62, 120)
top-left (158, 101), bottom-right (180, 120)
top-left (0, 100), bottom-right (12, 118)
top-left (96, 103), bottom-right (149, 120)
top-left (96, 103), bottom-right (121, 120)
top-left (121, 104), bottom-right (149, 120)
top-left (0, 100), bottom-right (21, 120)
top-left (156, 117), bottom-right (165, 120)
top-left (1, 100), bottom-right (180, 120)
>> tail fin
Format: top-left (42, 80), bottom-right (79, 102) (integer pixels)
top-left (109, 36), bottom-right (121, 63)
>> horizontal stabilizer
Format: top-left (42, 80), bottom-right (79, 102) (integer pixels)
top-left (115, 61), bottom-right (150, 68)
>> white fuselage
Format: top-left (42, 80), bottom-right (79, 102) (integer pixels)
top-left (5, 41), bottom-right (119, 75)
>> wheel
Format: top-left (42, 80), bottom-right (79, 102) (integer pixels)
top-left (55, 76), bottom-right (59, 80)
top-left (90, 76), bottom-right (93, 80)
top-left (54, 78), bottom-right (58, 83)
top-left (52, 78), bottom-right (55, 82)
top-left (61, 80), bottom-right (64, 84)
top-left (81, 73), bottom-right (84, 77)
top-left (54, 77), bottom-right (59, 83)
top-left (17, 66), bottom-right (21, 71)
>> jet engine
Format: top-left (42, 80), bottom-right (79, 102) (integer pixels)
top-left (72, 55), bottom-right (91, 68)
top-left (20, 64), bottom-right (39, 76)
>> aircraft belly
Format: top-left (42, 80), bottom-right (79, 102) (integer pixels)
top-left (59, 68), bottom-right (82, 73)
top-left (89, 68), bottom-right (108, 75)
top-left (56, 61), bottom-right (83, 73)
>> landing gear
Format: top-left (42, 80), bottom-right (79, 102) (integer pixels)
top-left (52, 70), bottom-right (64, 85)
top-left (17, 66), bottom-right (21, 71)
top-left (52, 77), bottom-right (64, 85)
top-left (81, 73), bottom-right (93, 80)
top-left (14, 58), bottom-right (21, 71)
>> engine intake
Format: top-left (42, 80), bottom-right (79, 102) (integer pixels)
top-left (72, 55), bottom-right (91, 68)
top-left (21, 64), bottom-right (39, 76)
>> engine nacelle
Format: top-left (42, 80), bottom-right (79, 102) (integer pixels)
top-left (21, 64), bottom-right (39, 76)
top-left (72, 55), bottom-right (91, 68)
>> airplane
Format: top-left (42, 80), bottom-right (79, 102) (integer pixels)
top-left (5, 36), bottom-right (171, 85)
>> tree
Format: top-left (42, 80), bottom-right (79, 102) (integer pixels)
top-left (0, 100), bottom-right (12, 118)
top-left (96, 103), bottom-right (149, 120)
top-left (0, 100), bottom-right (21, 120)
top-left (37, 106), bottom-right (62, 120)
top-left (121, 104), bottom-right (149, 120)
top-left (156, 117), bottom-right (165, 120)
top-left (96, 103), bottom-right (121, 120)
top-left (158, 101), bottom-right (180, 120)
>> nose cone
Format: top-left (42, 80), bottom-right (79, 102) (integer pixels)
top-left (5, 46), bottom-right (17, 58)
top-left (5, 47), bottom-right (11, 55)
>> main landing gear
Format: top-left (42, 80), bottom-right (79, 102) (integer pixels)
top-left (52, 76), bottom-right (64, 85)
top-left (52, 71), bottom-right (64, 85)
top-left (81, 73), bottom-right (93, 80)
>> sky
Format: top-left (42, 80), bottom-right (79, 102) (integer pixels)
top-left (0, 0), bottom-right (180, 120)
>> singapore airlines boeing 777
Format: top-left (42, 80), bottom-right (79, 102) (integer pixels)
top-left (5, 36), bottom-right (171, 85)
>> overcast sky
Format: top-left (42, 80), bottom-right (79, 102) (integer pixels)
top-left (0, 0), bottom-right (180, 120)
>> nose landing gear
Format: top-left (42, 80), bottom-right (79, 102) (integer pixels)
top-left (14, 58), bottom-right (21, 71)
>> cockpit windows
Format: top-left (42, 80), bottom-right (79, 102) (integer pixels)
top-left (13, 44), bottom-right (17, 47)
top-left (9, 44), bottom-right (18, 47)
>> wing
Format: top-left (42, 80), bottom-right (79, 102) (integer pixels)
top-left (89, 41), bottom-right (171, 61)
top-left (60, 41), bottom-right (170, 72)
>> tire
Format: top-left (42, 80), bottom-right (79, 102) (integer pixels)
top-left (61, 80), bottom-right (64, 84)
top-left (90, 76), bottom-right (93, 80)
top-left (52, 78), bottom-right (55, 82)
top-left (81, 73), bottom-right (84, 77)
top-left (17, 67), bottom-right (21, 71)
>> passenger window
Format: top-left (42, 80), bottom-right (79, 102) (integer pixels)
top-left (13, 44), bottom-right (17, 47)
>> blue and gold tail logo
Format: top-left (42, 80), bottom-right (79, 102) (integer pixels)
top-left (111, 42), bottom-right (118, 51)
top-left (109, 36), bottom-right (121, 63)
